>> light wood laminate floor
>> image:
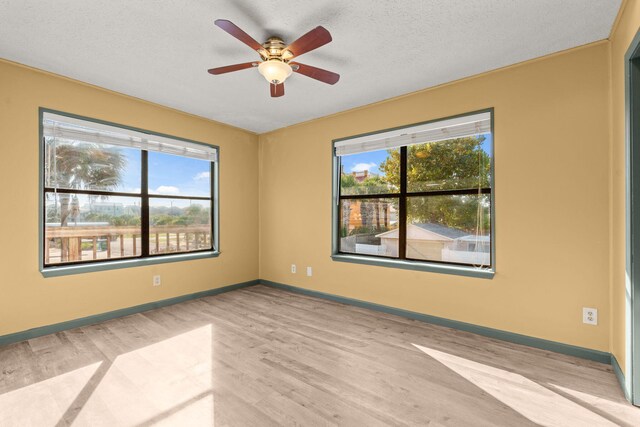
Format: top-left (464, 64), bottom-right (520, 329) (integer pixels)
top-left (0, 285), bottom-right (638, 426)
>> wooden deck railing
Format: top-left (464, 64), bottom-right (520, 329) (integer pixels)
top-left (45, 224), bottom-right (212, 264)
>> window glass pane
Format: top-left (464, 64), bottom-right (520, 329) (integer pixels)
top-left (44, 137), bottom-right (141, 193)
top-left (340, 149), bottom-right (399, 195)
top-left (339, 198), bottom-right (399, 257)
top-left (149, 152), bottom-right (211, 197)
top-left (406, 194), bottom-right (490, 265)
top-left (149, 198), bottom-right (212, 254)
top-left (407, 134), bottom-right (491, 192)
top-left (45, 193), bottom-right (142, 265)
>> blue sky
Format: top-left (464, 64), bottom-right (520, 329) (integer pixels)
top-left (148, 152), bottom-right (211, 197)
top-left (118, 150), bottom-right (211, 197)
top-left (340, 133), bottom-right (493, 177)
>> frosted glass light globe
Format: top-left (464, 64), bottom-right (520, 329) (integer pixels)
top-left (258, 60), bottom-right (293, 84)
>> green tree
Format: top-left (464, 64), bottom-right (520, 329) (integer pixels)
top-left (340, 170), bottom-right (398, 195)
top-left (184, 204), bottom-right (210, 225)
top-left (151, 214), bottom-right (175, 226)
top-left (340, 173), bottom-right (357, 190)
top-left (380, 136), bottom-right (491, 232)
top-left (407, 195), bottom-right (490, 233)
top-left (380, 136), bottom-right (489, 191)
top-left (46, 139), bottom-right (126, 260)
top-left (47, 140), bottom-right (126, 225)
top-left (110, 215), bottom-right (141, 226)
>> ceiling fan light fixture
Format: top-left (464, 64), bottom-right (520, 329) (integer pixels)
top-left (209, 20), bottom-right (339, 97)
top-left (258, 59), bottom-right (292, 84)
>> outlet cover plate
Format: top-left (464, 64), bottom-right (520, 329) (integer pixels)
top-left (583, 307), bottom-right (597, 325)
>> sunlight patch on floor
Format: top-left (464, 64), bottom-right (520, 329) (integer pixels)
top-left (74, 324), bottom-right (214, 426)
top-left (548, 383), bottom-right (640, 424)
top-left (412, 343), bottom-right (617, 427)
top-left (0, 361), bottom-right (102, 426)
top-left (0, 325), bottom-right (215, 426)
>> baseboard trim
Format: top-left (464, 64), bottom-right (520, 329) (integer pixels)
top-left (0, 278), bottom-right (616, 367)
top-left (0, 278), bottom-right (628, 400)
top-left (0, 279), bottom-right (260, 347)
top-left (260, 279), bottom-right (612, 365)
top-left (611, 354), bottom-right (631, 400)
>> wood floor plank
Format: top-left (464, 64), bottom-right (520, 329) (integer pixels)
top-left (0, 284), bottom-right (638, 426)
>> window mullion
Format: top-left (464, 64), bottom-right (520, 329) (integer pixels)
top-left (141, 150), bottom-right (150, 257)
top-left (399, 146), bottom-right (407, 259)
top-left (210, 161), bottom-right (215, 251)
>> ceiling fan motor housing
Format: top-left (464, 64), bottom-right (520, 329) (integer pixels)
top-left (261, 37), bottom-right (290, 61)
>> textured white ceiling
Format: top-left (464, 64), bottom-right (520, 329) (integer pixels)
top-left (0, 0), bottom-right (622, 133)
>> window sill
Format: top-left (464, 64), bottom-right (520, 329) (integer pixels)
top-left (41, 251), bottom-right (220, 278)
top-left (331, 254), bottom-right (494, 279)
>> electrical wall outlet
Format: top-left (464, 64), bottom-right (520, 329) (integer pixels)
top-left (291, 264), bottom-right (296, 274)
top-left (583, 307), bottom-right (597, 325)
top-left (153, 275), bottom-right (161, 287)
top-left (306, 267), bottom-right (313, 277)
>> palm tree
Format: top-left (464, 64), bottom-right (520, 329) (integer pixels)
top-left (47, 139), bottom-right (126, 260)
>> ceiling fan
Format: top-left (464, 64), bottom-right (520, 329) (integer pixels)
top-left (207, 19), bottom-right (340, 97)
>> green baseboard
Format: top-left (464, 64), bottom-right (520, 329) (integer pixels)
top-left (611, 354), bottom-right (630, 401)
top-left (260, 279), bottom-right (612, 365)
top-left (0, 277), bottom-right (630, 403)
top-left (0, 278), bottom-right (617, 368)
top-left (0, 279), bottom-right (259, 347)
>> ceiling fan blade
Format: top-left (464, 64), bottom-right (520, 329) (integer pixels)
top-left (208, 62), bottom-right (258, 75)
top-left (284, 26), bottom-right (332, 58)
top-left (214, 19), bottom-right (265, 53)
top-left (290, 62), bottom-right (340, 85)
top-left (270, 83), bottom-right (284, 97)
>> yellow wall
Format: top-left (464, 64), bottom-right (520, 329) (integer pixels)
top-left (259, 42), bottom-right (612, 352)
top-left (610, 0), bottom-right (640, 375)
top-left (0, 59), bottom-right (260, 336)
top-left (2, 5), bottom-right (638, 365)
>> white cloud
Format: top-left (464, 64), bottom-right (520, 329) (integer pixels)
top-left (350, 162), bottom-right (377, 173)
top-left (154, 185), bottom-right (180, 195)
top-left (194, 171), bottom-right (210, 181)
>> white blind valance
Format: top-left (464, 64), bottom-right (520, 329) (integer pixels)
top-left (334, 111), bottom-right (491, 156)
top-left (43, 112), bottom-right (217, 162)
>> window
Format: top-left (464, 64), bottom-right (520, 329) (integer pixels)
top-left (332, 110), bottom-right (493, 276)
top-left (41, 110), bottom-right (218, 272)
